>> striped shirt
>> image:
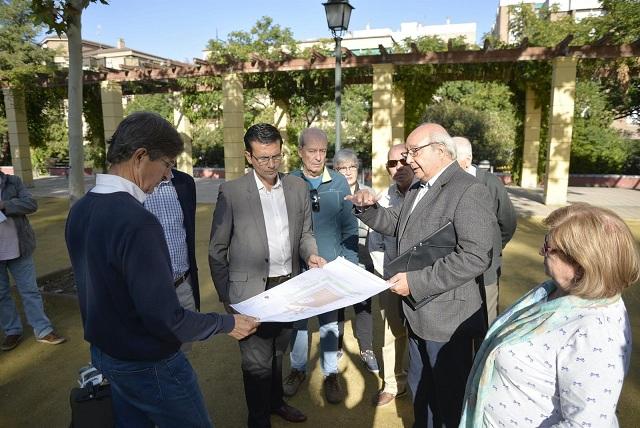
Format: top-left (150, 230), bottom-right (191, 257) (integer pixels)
top-left (143, 177), bottom-right (189, 280)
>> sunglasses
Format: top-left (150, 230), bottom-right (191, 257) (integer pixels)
top-left (541, 235), bottom-right (557, 257)
top-left (386, 159), bottom-right (408, 168)
top-left (310, 189), bottom-right (320, 212)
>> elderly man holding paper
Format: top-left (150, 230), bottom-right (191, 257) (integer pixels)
top-left (347, 123), bottom-right (497, 428)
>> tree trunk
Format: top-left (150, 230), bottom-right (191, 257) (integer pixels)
top-left (66, 0), bottom-right (85, 204)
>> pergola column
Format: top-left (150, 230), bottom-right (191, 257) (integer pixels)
top-left (391, 87), bottom-right (405, 147)
top-left (543, 57), bottom-right (577, 206)
top-left (274, 100), bottom-right (290, 172)
top-left (173, 92), bottom-right (193, 176)
top-left (222, 73), bottom-right (245, 181)
top-left (371, 63), bottom-right (394, 193)
top-left (100, 81), bottom-right (123, 145)
top-left (521, 86), bottom-right (541, 188)
top-left (2, 88), bottom-right (33, 186)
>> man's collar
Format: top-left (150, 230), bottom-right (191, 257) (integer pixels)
top-left (253, 170), bottom-right (282, 191)
top-left (91, 174), bottom-right (147, 203)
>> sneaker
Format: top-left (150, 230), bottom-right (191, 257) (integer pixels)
top-left (360, 349), bottom-right (380, 373)
top-left (1, 334), bottom-right (23, 351)
top-left (323, 373), bottom-right (344, 404)
top-left (36, 332), bottom-right (66, 345)
top-left (283, 369), bottom-right (306, 397)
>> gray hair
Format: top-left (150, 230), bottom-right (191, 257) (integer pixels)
top-left (452, 137), bottom-right (472, 160)
top-left (431, 129), bottom-right (457, 160)
top-left (298, 127), bottom-right (328, 148)
top-left (333, 148), bottom-right (359, 167)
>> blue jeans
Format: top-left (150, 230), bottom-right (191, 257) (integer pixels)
top-left (91, 345), bottom-right (213, 428)
top-left (0, 255), bottom-right (53, 338)
top-left (290, 310), bottom-right (339, 376)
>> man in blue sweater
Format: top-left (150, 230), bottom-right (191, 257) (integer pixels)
top-left (283, 128), bottom-right (359, 404)
top-left (65, 112), bottom-right (258, 428)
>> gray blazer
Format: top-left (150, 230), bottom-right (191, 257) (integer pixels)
top-left (358, 162), bottom-right (496, 341)
top-left (0, 172), bottom-right (37, 257)
top-left (209, 172), bottom-right (318, 305)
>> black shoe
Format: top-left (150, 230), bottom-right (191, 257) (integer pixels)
top-left (271, 403), bottom-right (307, 423)
top-left (323, 373), bottom-right (344, 404)
top-left (1, 334), bottom-right (22, 351)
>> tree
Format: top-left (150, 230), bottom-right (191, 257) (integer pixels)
top-left (124, 93), bottom-right (175, 121)
top-left (31, 0), bottom-right (108, 203)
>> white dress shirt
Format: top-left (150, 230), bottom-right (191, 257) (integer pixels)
top-left (91, 173), bottom-right (147, 203)
top-left (254, 171), bottom-right (292, 276)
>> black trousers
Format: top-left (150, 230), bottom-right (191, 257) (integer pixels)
top-left (338, 297), bottom-right (374, 351)
top-left (238, 276), bottom-right (292, 428)
top-left (407, 309), bottom-right (485, 428)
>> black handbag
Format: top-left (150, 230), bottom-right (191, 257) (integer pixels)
top-left (69, 383), bottom-right (114, 428)
top-left (386, 221), bottom-right (456, 310)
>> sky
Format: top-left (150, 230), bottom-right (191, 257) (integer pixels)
top-left (80, 0), bottom-right (500, 63)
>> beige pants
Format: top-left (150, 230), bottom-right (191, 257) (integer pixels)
top-left (379, 290), bottom-right (408, 395)
top-left (175, 278), bottom-right (196, 354)
top-left (485, 282), bottom-right (499, 326)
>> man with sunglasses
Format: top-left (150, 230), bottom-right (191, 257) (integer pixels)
top-left (348, 123), bottom-right (496, 427)
top-left (209, 123), bottom-right (324, 427)
top-left (283, 127), bottom-right (358, 405)
top-left (368, 143), bottom-right (415, 407)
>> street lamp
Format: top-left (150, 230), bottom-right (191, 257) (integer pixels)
top-left (323, 0), bottom-right (354, 152)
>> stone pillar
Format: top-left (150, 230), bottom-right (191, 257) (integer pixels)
top-left (173, 92), bottom-right (193, 176)
top-left (100, 81), bottom-right (124, 145)
top-left (222, 73), bottom-right (245, 181)
top-left (371, 64), bottom-right (394, 194)
top-left (543, 57), bottom-right (577, 206)
top-left (2, 89), bottom-right (33, 186)
top-left (391, 87), bottom-right (405, 146)
top-left (274, 100), bottom-right (290, 172)
top-left (521, 87), bottom-right (541, 189)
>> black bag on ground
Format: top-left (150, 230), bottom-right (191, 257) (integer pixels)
top-left (69, 383), bottom-right (114, 428)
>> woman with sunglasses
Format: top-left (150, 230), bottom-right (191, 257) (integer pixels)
top-left (460, 203), bottom-right (639, 427)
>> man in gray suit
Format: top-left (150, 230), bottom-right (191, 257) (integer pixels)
top-left (348, 123), bottom-right (496, 427)
top-left (453, 136), bottom-right (516, 325)
top-left (209, 123), bottom-right (325, 427)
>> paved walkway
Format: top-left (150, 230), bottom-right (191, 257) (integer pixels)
top-left (28, 175), bottom-right (640, 219)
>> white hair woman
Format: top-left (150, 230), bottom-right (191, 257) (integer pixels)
top-left (460, 203), bottom-right (639, 427)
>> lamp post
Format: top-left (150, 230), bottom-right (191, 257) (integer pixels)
top-left (323, 0), bottom-right (354, 152)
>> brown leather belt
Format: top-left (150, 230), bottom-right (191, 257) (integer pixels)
top-left (266, 274), bottom-right (291, 288)
top-left (173, 271), bottom-right (190, 288)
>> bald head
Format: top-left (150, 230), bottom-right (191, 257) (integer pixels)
top-left (404, 123), bottom-right (456, 182)
top-left (453, 137), bottom-right (473, 171)
top-left (388, 143), bottom-right (405, 160)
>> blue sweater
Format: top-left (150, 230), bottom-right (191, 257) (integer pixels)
top-left (65, 192), bottom-right (234, 361)
top-left (290, 168), bottom-right (358, 264)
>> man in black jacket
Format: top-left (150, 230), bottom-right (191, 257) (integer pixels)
top-left (144, 168), bottom-right (200, 352)
top-left (453, 136), bottom-right (517, 324)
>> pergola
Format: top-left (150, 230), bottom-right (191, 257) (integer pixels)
top-left (3, 38), bottom-right (639, 205)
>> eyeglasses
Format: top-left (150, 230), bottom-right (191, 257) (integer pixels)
top-left (386, 159), bottom-right (408, 168)
top-left (336, 165), bottom-right (357, 173)
top-left (160, 158), bottom-right (176, 170)
top-left (541, 235), bottom-right (556, 257)
top-left (400, 142), bottom-right (441, 159)
top-left (250, 153), bottom-right (283, 165)
top-left (310, 189), bottom-right (320, 212)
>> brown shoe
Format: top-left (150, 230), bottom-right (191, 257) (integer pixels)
top-left (283, 369), bottom-right (306, 397)
top-left (36, 332), bottom-right (66, 345)
top-left (1, 334), bottom-right (23, 351)
top-left (323, 373), bottom-right (344, 404)
top-left (271, 403), bottom-right (307, 423)
top-left (374, 388), bottom-right (407, 407)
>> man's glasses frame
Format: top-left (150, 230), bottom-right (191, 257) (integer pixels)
top-left (250, 153), bottom-right (283, 165)
top-left (400, 142), bottom-right (441, 159)
top-left (310, 189), bottom-right (320, 212)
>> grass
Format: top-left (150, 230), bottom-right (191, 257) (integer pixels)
top-left (0, 198), bottom-right (638, 427)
